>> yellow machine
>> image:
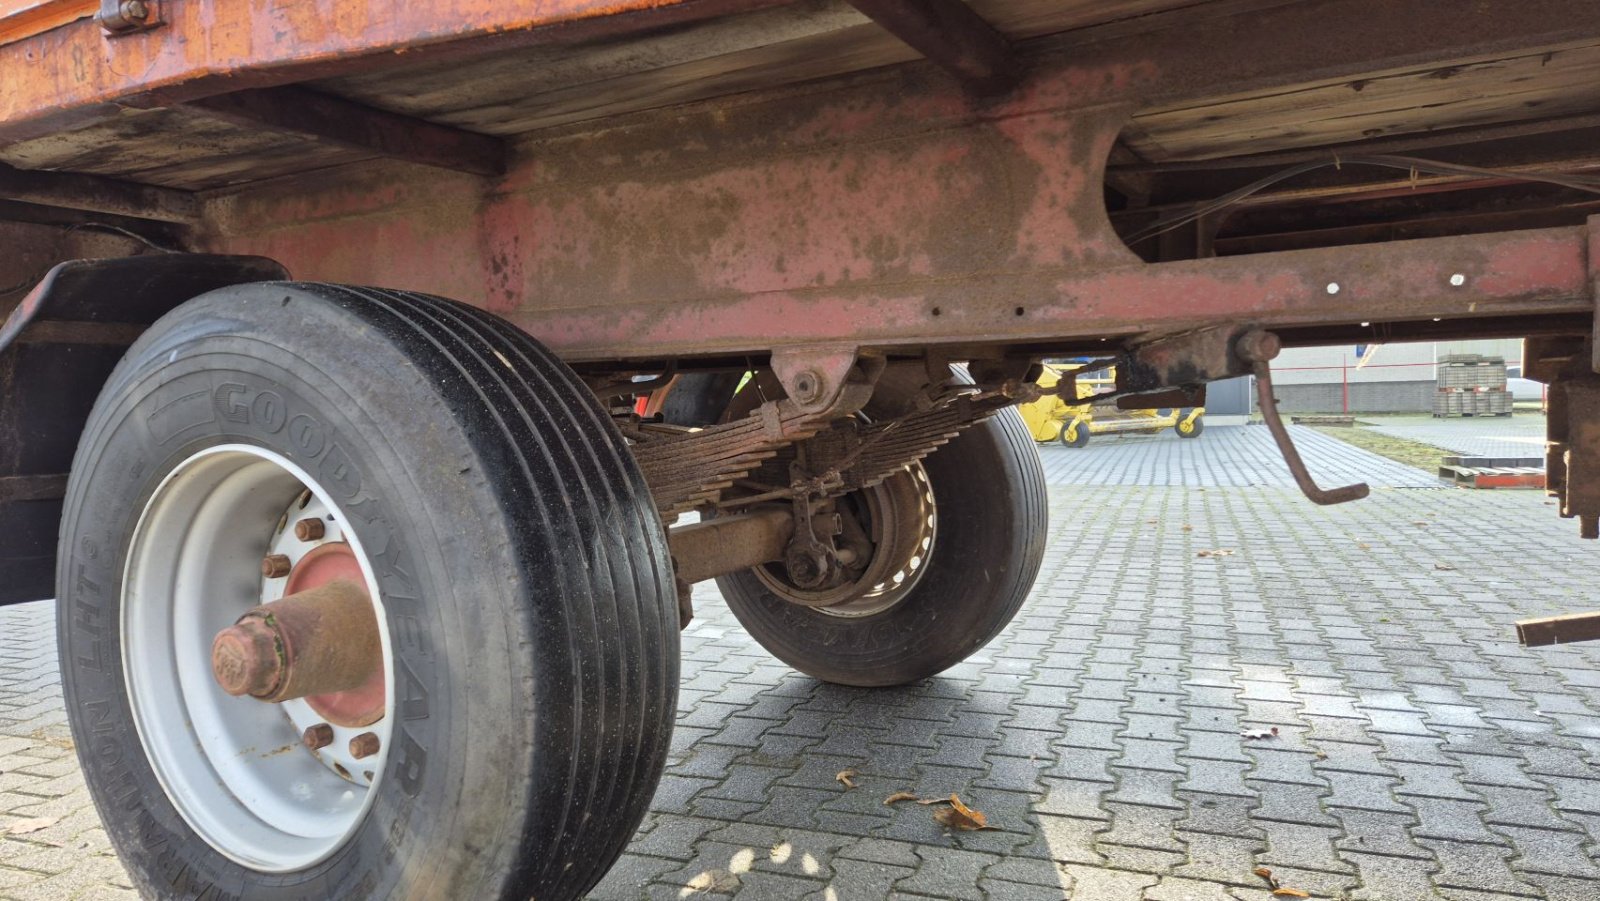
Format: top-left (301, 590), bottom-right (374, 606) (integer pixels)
top-left (1019, 365), bottom-right (1204, 447)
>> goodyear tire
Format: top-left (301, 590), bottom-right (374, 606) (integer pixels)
top-left (57, 283), bottom-right (676, 900)
top-left (715, 367), bottom-right (1048, 687)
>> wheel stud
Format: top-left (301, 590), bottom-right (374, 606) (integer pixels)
top-left (349, 732), bottom-right (381, 759)
top-left (261, 554), bottom-right (292, 578)
top-left (294, 518), bottom-right (326, 541)
top-left (302, 723), bottom-right (334, 751)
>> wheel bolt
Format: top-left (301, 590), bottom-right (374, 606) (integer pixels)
top-left (302, 723), bottom-right (334, 751)
top-left (349, 732), bottom-right (381, 759)
top-left (293, 518), bottom-right (326, 541)
top-left (261, 554), bottom-right (292, 578)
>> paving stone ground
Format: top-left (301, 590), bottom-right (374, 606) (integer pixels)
top-left (1037, 424), bottom-right (1442, 489)
top-left (4, 422), bottom-right (1600, 900)
top-left (1360, 414), bottom-right (1547, 460)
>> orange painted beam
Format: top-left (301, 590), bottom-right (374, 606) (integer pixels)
top-left (0, 0), bottom-right (91, 46)
top-left (0, 0), bottom-right (781, 144)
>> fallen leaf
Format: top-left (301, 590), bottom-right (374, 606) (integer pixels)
top-left (1253, 865), bottom-right (1278, 887)
top-left (1272, 889), bottom-right (1311, 898)
top-left (2, 816), bottom-right (57, 836)
top-left (1241, 727), bottom-right (1280, 740)
top-left (1434, 563), bottom-right (1455, 571)
top-left (931, 794), bottom-right (992, 831)
top-left (835, 769), bottom-right (857, 790)
top-left (1411, 521), bottom-right (1428, 527)
top-left (1356, 542), bottom-right (1370, 550)
top-left (1181, 524), bottom-right (1194, 532)
top-left (917, 797), bottom-right (952, 806)
top-left (1196, 549), bottom-right (1235, 558)
top-left (884, 791), bottom-right (919, 805)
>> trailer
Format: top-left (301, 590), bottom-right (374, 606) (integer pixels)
top-left (3, 1), bottom-right (1600, 897)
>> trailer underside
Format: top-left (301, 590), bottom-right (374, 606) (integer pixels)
top-left (4, 0), bottom-right (1600, 561)
top-left (0, 1), bottom-right (1597, 359)
top-left (7, 2), bottom-right (1600, 896)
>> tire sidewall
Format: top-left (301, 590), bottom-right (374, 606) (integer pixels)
top-left (719, 403), bottom-right (1046, 686)
top-left (60, 293), bottom-right (516, 898)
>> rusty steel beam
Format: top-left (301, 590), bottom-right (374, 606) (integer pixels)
top-left (668, 507), bottom-right (793, 585)
top-left (518, 225), bottom-right (1595, 362)
top-left (846, 0), bottom-right (1019, 94)
top-left (0, 161), bottom-right (198, 223)
top-left (189, 87), bottom-right (507, 177)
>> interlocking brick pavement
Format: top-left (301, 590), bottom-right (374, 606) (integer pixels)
top-left (4, 426), bottom-right (1600, 900)
top-left (1037, 424), bottom-right (1442, 489)
top-left (1359, 414), bottom-right (1547, 460)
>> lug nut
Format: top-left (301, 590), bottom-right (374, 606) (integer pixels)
top-left (293, 518), bottom-right (326, 541)
top-left (302, 723), bottom-right (334, 751)
top-left (261, 554), bottom-right (292, 578)
top-left (349, 732), bottom-right (381, 759)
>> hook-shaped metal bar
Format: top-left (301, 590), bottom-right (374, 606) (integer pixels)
top-left (1237, 330), bottom-right (1370, 506)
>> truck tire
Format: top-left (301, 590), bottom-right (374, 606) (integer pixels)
top-left (716, 368), bottom-right (1047, 686)
top-left (57, 283), bottom-right (676, 900)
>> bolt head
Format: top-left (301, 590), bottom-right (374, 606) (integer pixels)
top-left (119, 0), bottom-right (149, 20)
top-left (302, 723), bottom-right (334, 751)
top-left (261, 554), bottom-right (292, 578)
top-left (293, 518), bottom-right (326, 542)
top-left (1235, 330), bottom-right (1281, 365)
top-left (349, 732), bottom-right (381, 759)
top-left (791, 370), bottom-right (824, 404)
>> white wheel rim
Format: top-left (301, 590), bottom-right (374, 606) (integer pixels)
top-left (121, 444), bottom-right (394, 872)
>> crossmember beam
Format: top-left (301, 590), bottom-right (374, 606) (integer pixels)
top-left (189, 87), bottom-right (508, 177)
top-left (846, 0), bottom-right (1019, 93)
top-left (0, 161), bottom-right (198, 223)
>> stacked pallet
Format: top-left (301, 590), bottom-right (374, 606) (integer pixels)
top-left (1432, 354), bottom-right (1512, 417)
top-left (1437, 455), bottom-right (1545, 489)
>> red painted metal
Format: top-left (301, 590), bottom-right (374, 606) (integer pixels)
top-left (0, 0), bottom-right (791, 143)
top-left (285, 543), bottom-right (386, 729)
top-left (179, 2), bottom-right (1596, 364)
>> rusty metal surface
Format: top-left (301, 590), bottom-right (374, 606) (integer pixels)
top-left (0, 0), bottom-right (793, 144)
top-left (95, 0), bottom-right (157, 35)
top-left (513, 226), bottom-right (1593, 362)
top-left (212, 577), bottom-right (381, 712)
top-left (668, 506), bottom-right (793, 584)
top-left (1239, 329), bottom-right (1370, 507)
top-left (194, 17), bottom-right (1599, 364)
top-left (4, 0), bottom-right (1596, 151)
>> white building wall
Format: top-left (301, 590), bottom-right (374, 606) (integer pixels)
top-left (1272, 343), bottom-right (1435, 386)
